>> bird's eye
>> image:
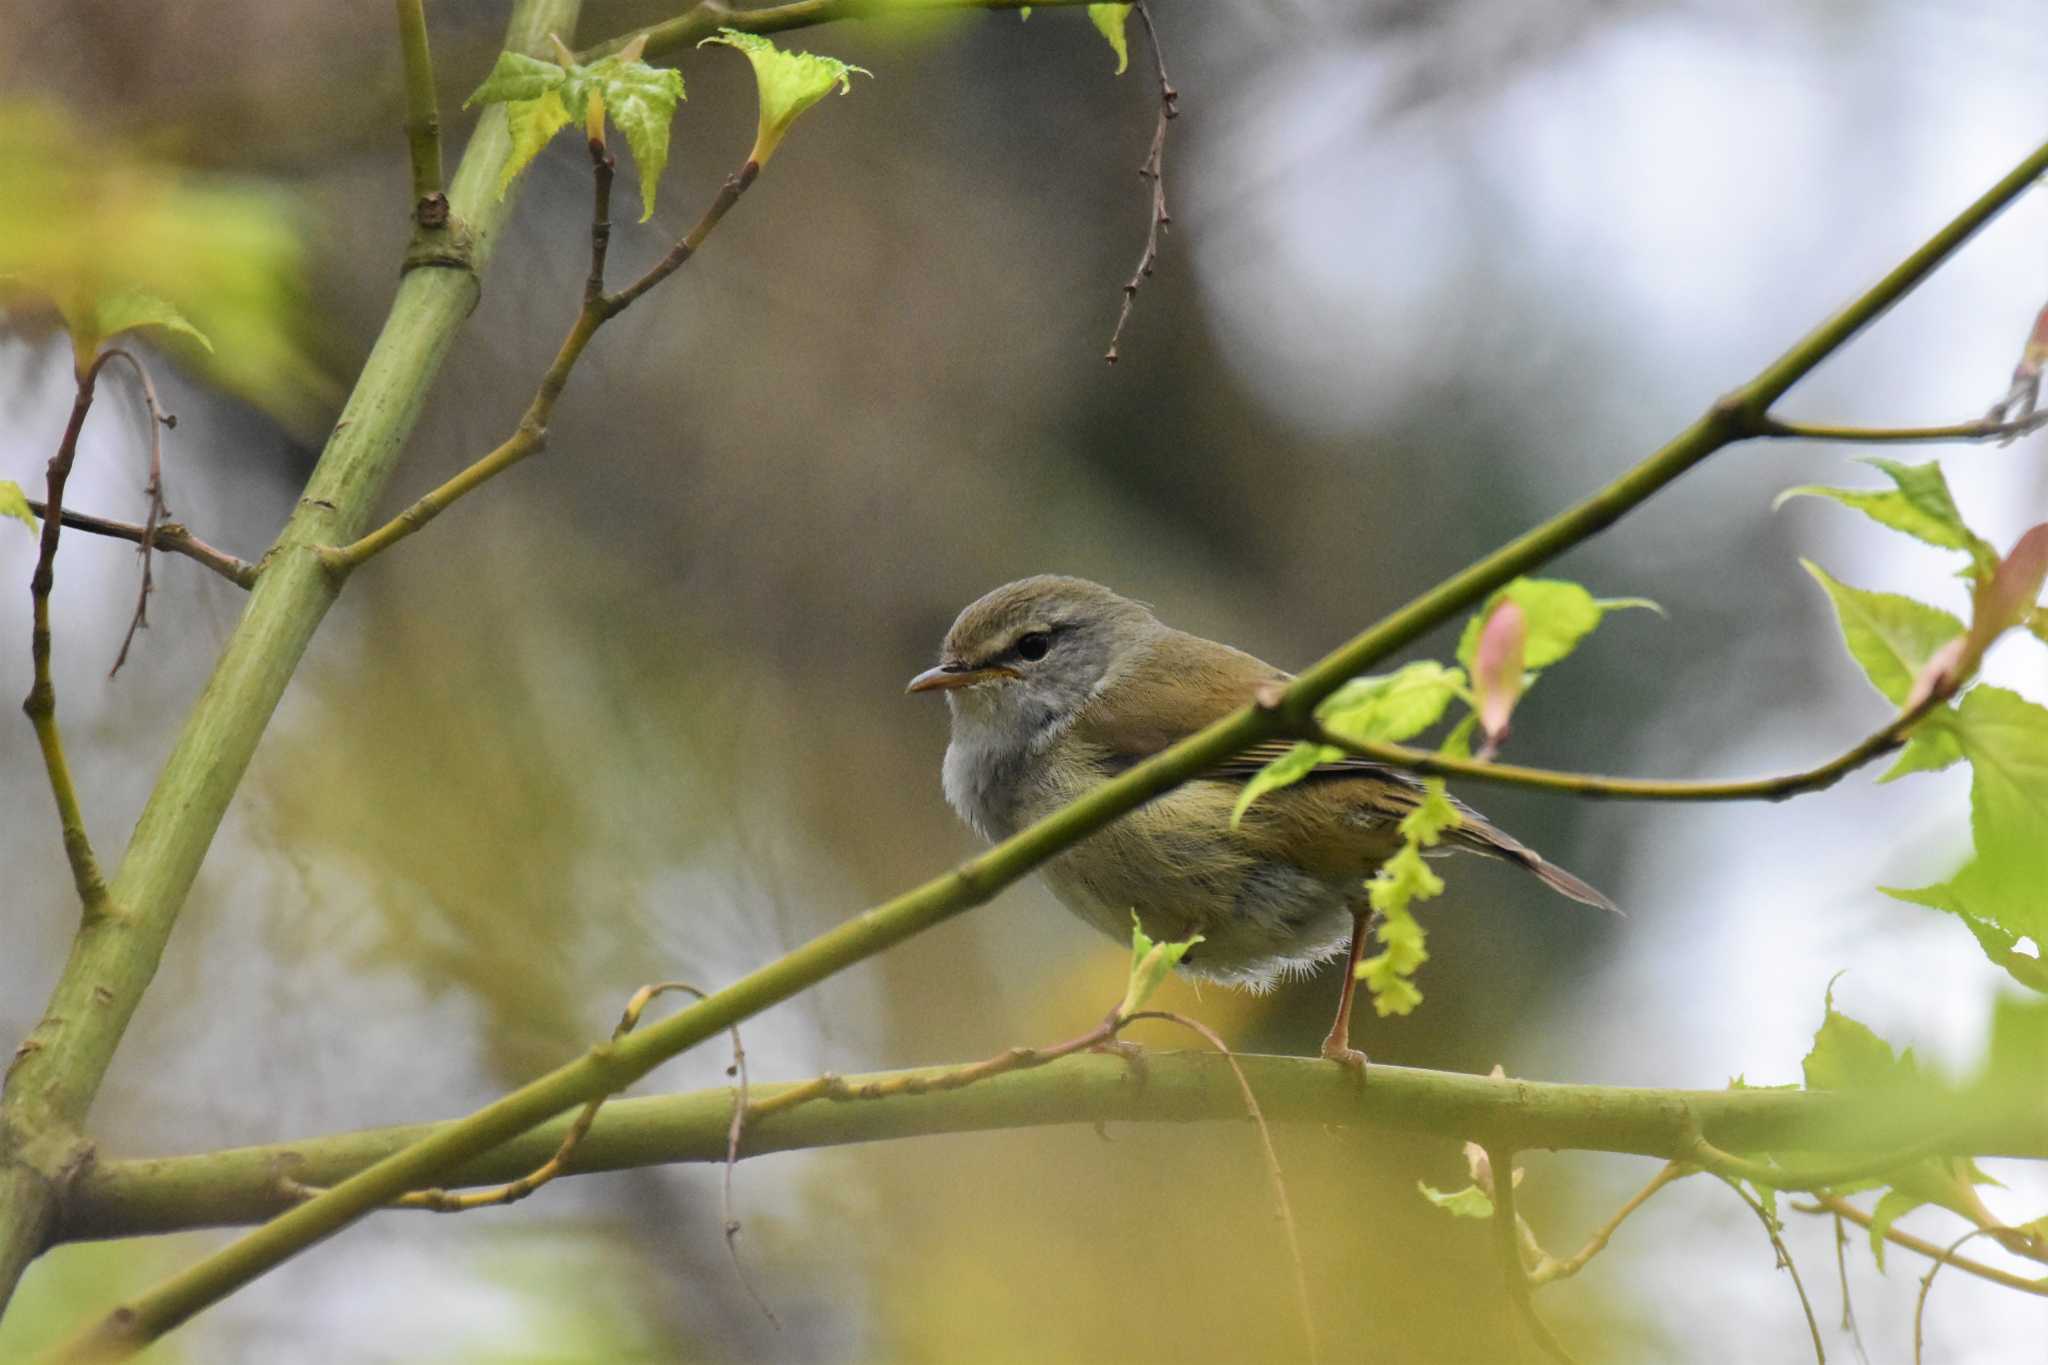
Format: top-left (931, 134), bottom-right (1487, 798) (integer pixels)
top-left (1016, 631), bottom-right (1052, 662)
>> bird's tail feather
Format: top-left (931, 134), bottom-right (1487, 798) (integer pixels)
top-left (1452, 822), bottom-right (1621, 914)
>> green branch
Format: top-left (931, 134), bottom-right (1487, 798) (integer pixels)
top-left (64, 133), bottom-right (2048, 1360)
top-left (20, 500), bottom-right (256, 590)
top-left (0, 0), bottom-right (588, 1324)
top-left (583, 0), bottom-right (1094, 63)
top-left (1302, 691), bottom-right (1935, 802)
top-left (55, 1053), bottom-right (2048, 1244)
top-left (1758, 412), bottom-right (2048, 445)
top-left (20, 352), bottom-right (117, 920)
top-left (394, 0), bottom-right (448, 225)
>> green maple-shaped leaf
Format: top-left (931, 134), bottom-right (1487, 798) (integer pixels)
top-left (1088, 4), bottom-right (1133, 74)
top-left (1884, 685), bottom-right (2048, 947)
top-left (467, 46), bottom-right (684, 220)
top-left (1777, 458), bottom-right (1999, 577)
top-left (699, 29), bottom-right (868, 168)
top-left (590, 58), bottom-right (686, 219)
top-left (1801, 560), bottom-right (1965, 706)
top-left (465, 50), bottom-right (570, 105)
top-left (0, 480), bottom-right (37, 536)
top-left (497, 89), bottom-right (572, 201)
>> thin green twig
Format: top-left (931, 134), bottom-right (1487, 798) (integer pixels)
top-left (395, 0), bottom-right (449, 225)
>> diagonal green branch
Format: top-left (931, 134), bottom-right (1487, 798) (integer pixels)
top-left (56, 1054), bottom-right (2048, 1244)
top-left (62, 134), bottom-right (2048, 1362)
top-left (0, 0), bottom-right (587, 1323)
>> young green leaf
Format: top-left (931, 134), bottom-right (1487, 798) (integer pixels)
top-left (497, 89), bottom-right (573, 199)
top-left (0, 480), bottom-right (37, 535)
top-left (1884, 686), bottom-right (2048, 947)
top-left (700, 29), bottom-right (868, 169)
top-left (1454, 578), bottom-right (1656, 676)
top-left (1879, 705), bottom-right (1963, 783)
top-left (1776, 459), bottom-right (1998, 576)
top-left (1802, 986), bottom-right (1913, 1092)
top-left (1118, 914), bottom-right (1200, 1020)
top-left (1317, 661), bottom-right (1467, 747)
top-left (1233, 663), bottom-right (1466, 828)
top-left (1228, 740), bottom-right (1342, 830)
top-left (579, 55), bottom-right (686, 218)
top-left (467, 48), bottom-right (684, 219)
top-left (1417, 1181), bottom-right (1494, 1219)
top-left (1800, 560), bottom-right (1964, 706)
top-left (91, 291), bottom-right (213, 355)
top-left (1865, 1187), bottom-right (1923, 1270)
top-left (464, 51), bottom-right (570, 107)
top-left (1088, 4), bottom-right (1133, 74)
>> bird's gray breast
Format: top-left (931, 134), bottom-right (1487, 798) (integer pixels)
top-left (941, 729), bottom-right (1032, 841)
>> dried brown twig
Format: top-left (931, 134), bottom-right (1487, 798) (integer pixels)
top-left (96, 348), bottom-right (175, 677)
top-left (1104, 0), bottom-right (1178, 364)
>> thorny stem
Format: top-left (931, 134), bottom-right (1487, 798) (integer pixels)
top-left (22, 500), bottom-right (256, 590)
top-left (324, 158), bottom-right (758, 571)
top-left (23, 351), bottom-right (116, 917)
top-left (1103, 0), bottom-right (1176, 364)
top-left (65, 134), bottom-right (2048, 1360)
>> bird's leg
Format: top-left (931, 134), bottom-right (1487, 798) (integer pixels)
top-left (1320, 908), bottom-right (1373, 1074)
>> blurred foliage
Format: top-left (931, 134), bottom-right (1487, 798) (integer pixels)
top-left (0, 102), bottom-right (337, 432)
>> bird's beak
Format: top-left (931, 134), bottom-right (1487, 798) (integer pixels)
top-left (906, 662), bottom-right (1017, 694)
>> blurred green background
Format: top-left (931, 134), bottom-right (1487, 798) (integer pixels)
top-left (3, 0), bottom-right (2045, 1359)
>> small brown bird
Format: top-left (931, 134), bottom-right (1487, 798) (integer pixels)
top-left (909, 575), bottom-right (1614, 1066)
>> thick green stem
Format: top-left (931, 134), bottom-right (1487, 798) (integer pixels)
top-left (56, 1054), bottom-right (2048, 1243)
top-left (0, 0), bottom-right (585, 1323)
top-left (67, 134), bottom-right (2048, 1360)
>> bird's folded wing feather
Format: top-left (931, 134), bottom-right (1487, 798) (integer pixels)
top-left (1069, 629), bottom-right (1620, 912)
